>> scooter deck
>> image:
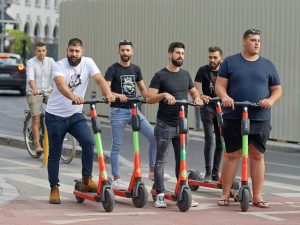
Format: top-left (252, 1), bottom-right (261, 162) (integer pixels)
top-left (188, 179), bottom-right (222, 189)
top-left (73, 190), bottom-right (101, 202)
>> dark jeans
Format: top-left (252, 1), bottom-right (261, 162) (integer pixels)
top-left (45, 112), bottom-right (95, 187)
top-left (200, 107), bottom-right (222, 175)
top-left (154, 120), bottom-right (188, 194)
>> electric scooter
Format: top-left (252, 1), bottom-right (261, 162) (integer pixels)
top-left (187, 97), bottom-right (239, 200)
top-left (151, 99), bottom-right (200, 212)
top-left (234, 101), bottom-right (260, 212)
top-left (73, 98), bottom-right (115, 212)
top-left (111, 96), bottom-right (148, 208)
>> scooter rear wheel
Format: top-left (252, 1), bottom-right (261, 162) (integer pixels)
top-left (188, 170), bottom-right (201, 191)
top-left (240, 189), bottom-right (250, 212)
top-left (177, 189), bottom-right (192, 212)
top-left (102, 189), bottom-right (115, 212)
top-left (74, 183), bottom-right (85, 203)
top-left (132, 184), bottom-right (148, 208)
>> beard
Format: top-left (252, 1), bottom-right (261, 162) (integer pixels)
top-left (171, 58), bottom-right (183, 67)
top-left (120, 55), bottom-right (131, 63)
top-left (209, 61), bottom-right (221, 70)
top-left (67, 55), bottom-right (82, 67)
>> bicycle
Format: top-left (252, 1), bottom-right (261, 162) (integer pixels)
top-left (23, 91), bottom-right (77, 164)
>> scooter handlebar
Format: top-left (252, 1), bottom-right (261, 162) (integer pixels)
top-left (162, 98), bottom-right (202, 107)
top-left (234, 101), bottom-right (261, 107)
top-left (72, 97), bottom-right (108, 105)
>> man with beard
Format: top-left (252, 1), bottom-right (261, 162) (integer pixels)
top-left (194, 47), bottom-right (224, 181)
top-left (45, 38), bottom-right (115, 204)
top-left (146, 42), bottom-right (203, 208)
top-left (105, 40), bottom-right (170, 190)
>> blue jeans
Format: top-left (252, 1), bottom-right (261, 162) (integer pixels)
top-left (110, 107), bottom-right (156, 178)
top-left (154, 119), bottom-right (188, 194)
top-left (45, 112), bottom-right (95, 187)
top-left (200, 107), bottom-right (222, 175)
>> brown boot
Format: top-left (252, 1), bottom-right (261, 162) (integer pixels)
top-left (81, 176), bottom-right (98, 192)
top-left (49, 186), bottom-right (61, 204)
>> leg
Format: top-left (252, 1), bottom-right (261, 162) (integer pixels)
top-left (249, 144), bottom-right (265, 204)
top-left (154, 135), bottom-right (171, 194)
top-left (110, 108), bottom-right (131, 179)
top-left (68, 113), bottom-right (94, 177)
top-left (212, 116), bottom-right (223, 178)
top-left (32, 114), bottom-right (42, 150)
top-left (45, 112), bottom-right (67, 187)
top-left (201, 109), bottom-right (215, 177)
top-left (220, 150), bottom-right (241, 200)
top-left (137, 110), bottom-right (156, 170)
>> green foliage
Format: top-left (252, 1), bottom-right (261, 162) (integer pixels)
top-left (5, 29), bottom-right (32, 55)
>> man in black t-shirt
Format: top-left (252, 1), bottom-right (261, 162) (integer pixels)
top-left (194, 47), bottom-right (224, 181)
top-left (105, 40), bottom-right (170, 191)
top-left (147, 42), bottom-right (203, 208)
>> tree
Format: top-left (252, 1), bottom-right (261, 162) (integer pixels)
top-left (5, 29), bottom-right (31, 57)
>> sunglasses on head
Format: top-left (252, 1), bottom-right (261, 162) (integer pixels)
top-left (243, 29), bottom-right (261, 39)
top-left (119, 40), bottom-right (132, 46)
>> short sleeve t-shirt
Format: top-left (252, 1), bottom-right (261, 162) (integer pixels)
top-left (194, 64), bottom-right (218, 110)
top-left (149, 68), bottom-right (194, 126)
top-left (218, 53), bottom-right (281, 120)
top-left (105, 63), bottom-right (143, 108)
top-left (46, 57), bottom-right (100, 117)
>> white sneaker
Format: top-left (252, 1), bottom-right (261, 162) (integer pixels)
top-left (154, 193), bottom-right (167, 208)
top-left (191, 200), bottom-right (199, 207)
top-left (111, 179), bottom-right (127, 190)
top-left (148, 171), bottom-right (171, 181)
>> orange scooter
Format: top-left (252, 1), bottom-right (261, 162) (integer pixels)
top-left (111, 97), bottom-right (148, 208)
top-left (187, 97), bottom-right (239, 200)
top-left (234, 101), bottom-right (260, 212)
top-left (73, 98), bottom-right (115, 212)
top-left (151, 99), bottom-right (200, 212)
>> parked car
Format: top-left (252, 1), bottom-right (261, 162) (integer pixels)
top-left (0, 53), bottom-right (26, 96)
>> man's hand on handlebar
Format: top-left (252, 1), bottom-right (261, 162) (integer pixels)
top-left (163, 93), bottom-right (176, 105)
top-left (194, 97), bottom-right (204, 107)
top-left (221, 96), bottom-right (235, 110)
top-left (105, 93), bottom-right (116, 103)
top-left (200, 94), bottom-right (210, 104)
top-left (72, 96), bottom-right (84, 105)
top-left (259, 98), bottom-right (274, 108)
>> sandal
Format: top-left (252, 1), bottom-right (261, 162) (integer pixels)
top-left (218, 199), bottom-right (229, 206)
top-left (253, 200), bottom-right (270, 208)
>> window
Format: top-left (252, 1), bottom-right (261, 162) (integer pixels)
top-left (35, 0), bottom-right (41, 7)
top-left (45, 0), bottom-right (50, 8)
top-left (54, 0), bottom-right (59, 8)
top-left (25, 0), bottom-right (31, 5)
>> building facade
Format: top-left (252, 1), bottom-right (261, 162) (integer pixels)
top-left (6, 0), bottom-right (60, 43)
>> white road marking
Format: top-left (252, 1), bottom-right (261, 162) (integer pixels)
top-left (30, 196), bottom-right (71, 201)
top-left (7, 174), bottom-right (74, 194)
top-left (266, 173), bottom-right (300, 181)
top-left (65, 212), bottom-right (157, 217)
top-left (265, 161), bottom-right (300, 169)
top-left (189, 203), bottom-right (217, 210)
top-left (243, 210), bottom-right (300, 222)
top-left (0, 157), bottom-right (41, 168)
top-left (273, 193), bottom-right (300, 197)
top-left (45, 218), bottom-right (103, 224)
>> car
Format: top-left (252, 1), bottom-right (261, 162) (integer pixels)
top-left (0, 53), bottom-right (26, 96)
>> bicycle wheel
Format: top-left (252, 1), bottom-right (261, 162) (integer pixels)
top-left (61, 133), bottom-right (77, 164)
top-left (23, 113), bottom-right (42, 159)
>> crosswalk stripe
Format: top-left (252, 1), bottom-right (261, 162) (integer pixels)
top-left (266, 173), bottom-right (300, 181)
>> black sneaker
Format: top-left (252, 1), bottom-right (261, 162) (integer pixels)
top-left (211, 173), bottom-right (220, 182)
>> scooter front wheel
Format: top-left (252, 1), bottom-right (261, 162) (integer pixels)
top-left (240, 189), bottom-right (250, 212)
top-left (132, 184), bottom-right (148, 208)
top-left (177, 189), bottom-right (192, 212)
top-left (102, 189), bottom-right (115, 212)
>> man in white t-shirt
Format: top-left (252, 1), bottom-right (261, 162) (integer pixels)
top-left (45, 38), bottom-right (115, 204)
top-left (26, 42), bottom-right (55, 153)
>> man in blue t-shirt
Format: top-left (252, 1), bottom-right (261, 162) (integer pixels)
top-left (147, 42), bottom-right (203, 208)
top-left (215, 29), bottom-right (282, 208)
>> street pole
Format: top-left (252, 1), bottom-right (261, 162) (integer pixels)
top-left (0, 0), bottom-right (4, 52)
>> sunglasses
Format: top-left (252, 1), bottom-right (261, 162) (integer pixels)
top-left (119, 40), bottom-right (132, 46)
top-left (243, 29), bottom-right (261, 39)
